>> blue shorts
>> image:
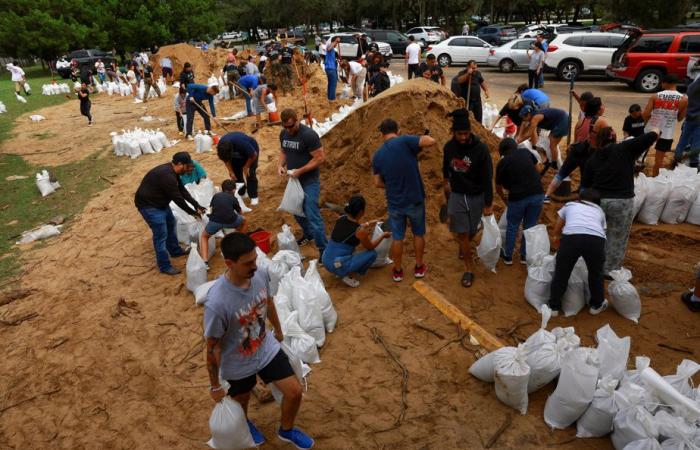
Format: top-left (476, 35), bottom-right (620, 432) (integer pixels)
top-left (205, 216), bottom-right (243, 235)
top-left (388, 202), bottom-right (426, 240)
top-left (550, 114), bottom-right (570, 138)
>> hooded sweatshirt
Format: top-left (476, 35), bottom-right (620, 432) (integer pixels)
top-left (442, 135), bottom-right (493, 206)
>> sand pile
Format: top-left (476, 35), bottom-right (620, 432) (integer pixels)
top-left (153, 43), bottom-right (229, 83)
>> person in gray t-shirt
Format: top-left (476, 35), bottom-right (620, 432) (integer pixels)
top-left (204, 233), bottom-right (315, 449)
top-left (527, 43), bottom-right (545, 89)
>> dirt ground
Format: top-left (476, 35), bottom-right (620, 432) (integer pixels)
top-left (1, 49), bottom-right (699, 450)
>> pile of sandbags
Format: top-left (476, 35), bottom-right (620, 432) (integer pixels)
top-left (636, 165), bottom-right (700, 225)
top-left (111, 128), bottom-right (171, 159)
top-left (135, 77), bottom-right (168, 100)
top-left (194, 130), bottom-right (214, 152)
top-left (41, 83), bottom-right (71, 95)
top-left (387, 71), bottom-right (404, 86)
top-left (307, 98), bottom-right (364, 137)
top-left (103, 81), bottom-right (133, 97)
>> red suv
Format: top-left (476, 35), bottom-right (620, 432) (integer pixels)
top-left (607, 29), bottom-right (700, 92)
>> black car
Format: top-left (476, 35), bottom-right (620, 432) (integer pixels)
top-left (363, 29), bottom-right (411, 55)
top-left (476, 25), bottom-right (518, 45)
top-left (57, 49), bottom-right (114, 79)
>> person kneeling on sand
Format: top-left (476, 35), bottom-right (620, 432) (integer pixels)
top-left (205, 233), bottom-right (314, 449)
top-left (322, 195), bottom-right (391, 287)
top-left (200, 180), bottom-right (246, 266)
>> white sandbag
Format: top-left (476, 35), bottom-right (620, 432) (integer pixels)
top-left (273, 291), bottom-right (294, 326)
top-left (524, 224), bottom-right (550, 266)
top-left (138, 137), bottom-right (155, 154)
top-left (664, 359), bottom-right (700, 399)
top-left (633, 173), bottom-right (648, 219)
top-left (637, 178), bottom-right (671, 225)
top-left (661, 186), bottom-right (697, 225)
top-left (686, 188), bottom-right (700, 225)
top-left (469, 346), bottom-right (516, 383)
top-left (525, 254), bottom-right (556, 310)
top-left (576, 375), bottom-right (619, 438)
top-left (268, 260), bottom-right (290, 297)
top-left (608, 268), bottom-right (641, 323)
top-left (186, 243), bottom-right (207, 292)
top-left (304, 260), bottom-right (337, 332)
top-left (35, 170), bottom-right (60, 197)
top-left (643, 366), bottom-right (700, 422)
top-left (29, 114), bottom-right (45, 122)
top-left (493, 345), bottom-right (531, 414)
top-left (498, 208), bottom-right (508, 245)
top-left (612, 405), bottom-right (659, 450)
top-left (186, 179), bottom-right (215, 209)
top-left (233, 183), bottom-right (252, 213)
top-left (562, 257), bottom-right (588, 317)
top-left (0, 101), bottom-right (6, 113)
top-left (277, 176), bottom-right (305, 217)
top-left (622, 356), bottom-right (652, 387)
top-left (287, 267), bottom-right (325, 347)
top-left (157, 130), bottom-right (170, 148)
top-left (282, 311), bottom-right (321, 364)
top-left (526, 340), bottom-right (567, 393)
top-left (269, 342), bottom-right (306, 404)
top-left (552, 326), bottom-right (581, 351)
top-left (16, 93), bottom-right (27, 103)
top-left (272, 250), bottom-right (303, 269)
top-left (207, 397), bottom-right (255, 449)
top-left (655, 410), bottom-right (699, 450)
top-left (482, 102), bottom-right (499, 129)
top-left (476, 214), bottom-right (501, 272)
top-left (195, 280), bottom-right (217, 305)
top-left (596, 324), bottom-right (630, 381)
top-left (624, 439), bottom-right (662, 450)
top-left (524, 304), bottom-right (555, 353)
top-left (370, 222), bottom-right (393, 267)
top-left (277, 224), bottom-right (301, 254)
top-left (16, 224), bottom-right (61, 245)
top-left (543, 347), bottom-right (600, 429)
top-left (200, 133), bottom-right (213, 152)
top-left (149, 134), bottom-right (164, 152)
top-left (195, 131), bottom-right (203, 152)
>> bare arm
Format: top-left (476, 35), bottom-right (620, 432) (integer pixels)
top-left (205, 337), bottom-right (225, 402)
top-left (440, 73), bottom-right (446, 86)
top-left (224, 160), bottom-right (235, 180)
top-left (642, 96), bottom-right (654, 122)
top-left (374, 174), bottom-right (385, 188)
top-left (678, 96), bottom-right (688, 121)
top-left (480, 80), bottom-right (490, 98)
top-left (267, 297), bottom-right (284, 341)
top-left (552, 217), bottom-right (564, 249)
top-left (278, 151), bottom-right (287, 176)
top-left (243, 154), bottom-right (257, 172)
top-left (419, 135), bottom-right (436, 148)
top-left (291, 147), bottom-right (325, 178)
top-left (356, 223), bottom-right (389, 250)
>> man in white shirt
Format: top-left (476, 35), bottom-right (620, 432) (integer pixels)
top-left (405, 36), bottom-right (422, 80)
top-left (462, 22), bottom-right (470, 35)
top-left (343, 59), bottom-right (367, 101)
top-left (6, 61), bottom-right (29, 96)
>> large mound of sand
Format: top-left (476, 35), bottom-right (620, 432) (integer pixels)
top-left (152, 44), bottom-right (230, 83)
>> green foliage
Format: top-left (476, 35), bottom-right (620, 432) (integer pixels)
top-left (599, 0), bottom-right (691, 27)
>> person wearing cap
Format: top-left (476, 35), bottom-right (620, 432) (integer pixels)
top-left (442, 109), bottom-right (493, 287)
top-left (372, 119), bottom-right (436, 282)
top-left (453, 60), bottom-right (490, 123)
top-left (217, 132), bottom-right (260, 205)
top-left (134, 152), bottom-right (206, 275)
top-left (322, 195), bottom-right (391, 288)
top-left (179, 62), bottom-right (195, 88)
top-left (185, 82), bottom-right (219, 140)
top-left (517, 105), bottom-right (569, 173)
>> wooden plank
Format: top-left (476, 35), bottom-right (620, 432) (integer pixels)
top-left (412, 281), bottom-right (505, 352)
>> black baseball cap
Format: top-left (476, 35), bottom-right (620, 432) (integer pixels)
top-left (172, 152), bottom-right (193, 165)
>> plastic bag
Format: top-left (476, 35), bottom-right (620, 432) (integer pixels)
top-left (576, 375), bottom-right (620, 438)
top-left (643, 366), bottom-right (700, 421)
top-left (35, 170), bottom-right (60, 197)
top-left (234, 183), bottom-right (252, 213)
top-left (543, 347), bottom-right (600, 429)
top-left (16, 224), bottom-right (61, 245)
top-left (207, 397), bottom-right (255, 449)
top-left (370, 222), bottom-right (393, 267)
top-left (269, 260), bottom-right (290, 297)
top-left (469, 346), bottom-right (516, 383)
top-left (525, 254), bottom-right (556, 311)
top-left (304, 260), bottom-right (337, 332)
top-left (637, 178), bottom-right (671, 225)
top-left (200, 133), bottom-right (213, 152)
top-left (608, 268), bottom-right (641, 323)
top-left (476, 215), bottom-right (501, 272)
top-left (282, 311), bottom-right (321, 364)
top-left (562, 257), bottom-right (588, 317)
top-left (277, 176), bottom-right (305, 217)
top-left (277, 224), bottom-right (301, 254)
top-left (287, 267), bottom-right (325, 347)
top-left (269, 342), bottom-right (306, 404)
top-left (633, 173), bottom-right (648, 219)
top-left (523, 224), bottom-right (550, 266)
top-left (186, 243), bottom-right (207, 292)
top-left (482, 102), bottom-right (499, 129)
top-left (596, 324), bottom-right (630, 381)
top-left (195, 280), bottom-right (217, 305)
top-left (493, 345), bottom-right (531, 414)
top-left (612, 405), bottom-right (659, 450)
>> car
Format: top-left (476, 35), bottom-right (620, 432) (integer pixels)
top-left (556, 25), bottom-right (595, 34)
top-left (426, 36), bottom-right (492, 67)
top-left (476, 25), bottom-right (518, 45)
top-left (57, 49), bottom-right (114, 79)
top-left (607, 29), bottom-right (700, 92)
top-left (221, 31), bottom-right (244, 42)
top-left (362, 29), bottom-right (413, 55)
top-left (405, 26), bottom-right (446, 45)
top-left (324, 33), bottom-right (393, 59)
top-left (543, 32), bottom-right (627, 80)
top-left (274, 30), bottom-right (306, 45)
top-left (486, 38), bottom-right (537, 72)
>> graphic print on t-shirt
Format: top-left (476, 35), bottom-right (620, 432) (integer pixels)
top-left (451, 156), bottom-right (472, 173)
top-left (236, 288), bottom-right (268, 356)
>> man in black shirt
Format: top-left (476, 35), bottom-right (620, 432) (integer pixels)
top-left (142, 63), bottom-right (162, 102)
top-left (418, 54), bottom-right (445, 86)
top-left (278, 41), bottom-right (295, 95)
top-left (442, 109), bottom-right (493, 287)
top-left (495, 138), bottom-right (545, 265)
top-left (179, 62), bottom-right (195, 88)
top-left (623, 104), bottom-right (645, 138)
top-left (135, 152), bottom-right (205, 275)
top-left (451, 60), bottom-right (490, 123)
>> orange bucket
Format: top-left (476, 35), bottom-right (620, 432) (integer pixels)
top-left (269, 111), bottom-right (280, 123)
top-left (250, 230), bottom-right (272, 254)
top-left (212, 134), bottom-right (220, 145)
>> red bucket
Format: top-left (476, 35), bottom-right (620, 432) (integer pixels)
top-left (269, 111), bottom-right (280, 123)
top-left (250, 230), bottom-right (272, 254)
top-left (212, 134), bottom-right (220, 145)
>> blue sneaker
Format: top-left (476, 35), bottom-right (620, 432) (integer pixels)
top-left (247, 420), bottom-right (265, 446)
top-left (278, 427), bottom-right (314, 449)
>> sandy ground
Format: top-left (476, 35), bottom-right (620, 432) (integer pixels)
top-left (1, 53), bottom-right (699, 450)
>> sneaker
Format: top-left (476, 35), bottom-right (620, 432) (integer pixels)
top-left (162, 267), bottom-right (182, 275)
top-left (251, 198), bottom-right (259, 206)
top-left (500, 249), bottom-right (513, 266)
top-left (278, 427), bottom-right (314, 450)
top-left (186, 135), bottom-right (194, 141)
top-left (392, 268), bottom-right (404, 282)
top-left (589, 299), bottom-right (609, 316)
top-left (519, 255), bottom-right (528, 265)
top-left (178, 131), bottom-right (184, 136)
top-left (681, 292), bottom-right (700, 312)
top-left (543, 196), bottom-right (552, 204)
top-left (414, 264), bottom-right (427, 278)
top-left (204, 262), bottom-right (210, 271)
top-left (248, 420), bottom-right (266, 446)
top-left (88, 122), bottom-right (92, 127)
top-left (342, 276), bottom-right (360, 288)
top-left (296, 237), bottom-right (311, 247)
top-left (172, 247), bottom-right (191, 257)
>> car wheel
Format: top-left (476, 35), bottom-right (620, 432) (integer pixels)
top-left (499, 59), bottom-right (514, 73)
top-left (557, 60), bottom-right (581, 81)
top-left (437, 54), bottom-right (452, 67)
top-left (635, 69), bottom-right (663, 93)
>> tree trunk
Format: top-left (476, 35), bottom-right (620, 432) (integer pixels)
top-left (572, 4), bottom-right (581, 23)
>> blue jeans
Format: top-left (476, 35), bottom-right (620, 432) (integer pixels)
top-left (322, 240), bottom-right (377, 277)
top-left (241, 90), bottom-right (252, 115)
top-left (675, 120), bottom-right (700, 167)
top-left (504, 194), bottom-right (545, 258)
top-left (326, 69), bottom-right (337, 101)
top-left (294, 180), bottom-right (328, 254)
top-left (138, 207), bottom-right (186, 272)
top-left (389, 202), bottom-right (426, 240)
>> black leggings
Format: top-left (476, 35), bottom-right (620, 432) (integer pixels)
top-left (80, 101), bottom-right (92, 123)
top-left (528, 70), bottom-right (541, 88)
top-left (549, 234), bottom-right (605, 311)
top-left (232, 159), bottom-right (259, 199)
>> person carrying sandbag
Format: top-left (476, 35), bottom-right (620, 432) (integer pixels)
top-left (204, 233), bottom-right (315, 449)
top-left (322, 195), bottom-right (391, 288)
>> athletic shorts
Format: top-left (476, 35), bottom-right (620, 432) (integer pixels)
top-left (388, 202), bottom-right (426, 240)
top-left (205, 216), bottom-right (243, 235)
top-left (550, 114), bottom-right (570, 138)
top-left (448, 192), bottom-right (484, 238)
top-left (655, 138), bottom-right (673, 152)
top-left (226, 348), bottom-right (295, 397)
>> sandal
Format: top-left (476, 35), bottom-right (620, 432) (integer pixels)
top-left (461, 272), bottom-right (474, 288)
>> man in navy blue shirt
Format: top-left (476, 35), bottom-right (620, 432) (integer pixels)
top-left (217, 132), bottom-right (260, 205)
top-left (372, 119), bottom-right (436, 282)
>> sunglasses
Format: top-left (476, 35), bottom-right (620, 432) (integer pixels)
top-left (283, 120), bottom-right (297, 130)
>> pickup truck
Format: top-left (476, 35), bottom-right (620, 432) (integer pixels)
top-left (57, 49), bottom-right (115, 79)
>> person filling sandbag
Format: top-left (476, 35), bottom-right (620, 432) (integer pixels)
top-left (217, 132), bottom-right (260, 206)
top-left (322, 195), bottom-right (391, 288)
top-left (549, 189), bottom-right (608, 317)
top-left (134, 152), bottom-right (205, 275)
top-left (204, 233), bottom-right (315, 450)
top-left (199, 180), bottom-right (247, 267)
top-left (185, 81), bottom-right (219, 140)
top-left (179, 159), bottom-right (207, 185)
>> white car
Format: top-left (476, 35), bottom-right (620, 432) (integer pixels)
top-left (221, 31), bottom-right (244, 42)
top-left (544, 32), bottom-right (626, 80)
top-left (406, 26), bottom-right (446, 45)
top-left (426, 36), bottom-right (492, 67)
top-left (324, 33), bottom-right (393, 59)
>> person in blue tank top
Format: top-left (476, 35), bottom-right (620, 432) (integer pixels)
top-left (517, 105), bottom-right (570, 174)
top-left (324, 37), bottom-right (340, 102)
